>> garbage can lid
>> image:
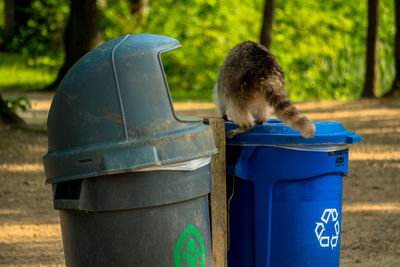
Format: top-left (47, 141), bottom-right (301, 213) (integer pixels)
top-left (43, 34), bottom-right (217, 184)
top-left (225, 119), bottom-right (361, 146)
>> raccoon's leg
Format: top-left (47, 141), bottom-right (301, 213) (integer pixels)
top-left (226, 105), bottom-right (255, 139)
top-left (221, 106), bottom-right (230, 121)
top-left (252, 99), bottom-right (273, 125)
top-left (219, 101), bottom-right (229, 121)
top-left (213, 84), bottom-right (230, 121)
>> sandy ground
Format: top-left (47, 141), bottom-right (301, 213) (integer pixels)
top-left (0, 91), bottom-right (399, 266)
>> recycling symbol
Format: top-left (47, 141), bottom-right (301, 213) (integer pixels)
top-left (314, 208), bottom-right (340, 249)
top-left (174, 224), bottom-right (206, 267)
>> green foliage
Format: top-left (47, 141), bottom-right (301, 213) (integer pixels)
top-left (101, 0), bottom-right (138, 40)
top-left (99, 0), bottom-right (262, 100)
top-left (2, 95), bottom-right (31, 113)
top-left (141, 0), bottom-right (263, 100)
top-left (0, 1), bottom-right (3, 28)
top-left (4, 0), bottom-right (69, 59)
top-left (0, 53), bottom-right (57, 90)
top-left (272, 0), bottom-right (395, 100)
top-left (0, 0), bottom-right (397, 100)
top-left (118, 0), bottom-right (395, 101)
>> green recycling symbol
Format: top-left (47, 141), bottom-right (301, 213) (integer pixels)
top-left (174, 224), bottom-right (206, 267)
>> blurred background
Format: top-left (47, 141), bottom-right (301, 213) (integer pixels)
top-left (0, 0), bottom-right (399, 266)
top-left (0, 0), bottom-right (398, 102)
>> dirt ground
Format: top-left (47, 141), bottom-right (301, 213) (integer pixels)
top-left (0, 92), bottom-right (399, 266)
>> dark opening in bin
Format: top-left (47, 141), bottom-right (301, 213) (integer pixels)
top-left (54, 180), bottom-right (83, 200)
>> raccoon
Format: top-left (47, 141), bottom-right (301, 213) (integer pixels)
top-left (214, 41), bottom-right (315, 139)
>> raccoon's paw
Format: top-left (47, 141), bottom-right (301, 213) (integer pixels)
top-left (226, 129), bottom-right (240, 139)
top-left (222, 114), bottom-right (229, 121)
top-left (226, 126), bottom-right (252, 139)
top-left (301, 122), bottom-right (316, 138)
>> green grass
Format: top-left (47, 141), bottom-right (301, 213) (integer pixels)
top-left (0, 53), bottom-right (58, 90)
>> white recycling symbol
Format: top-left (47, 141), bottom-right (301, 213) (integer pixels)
top-left (314, 208), bottom-right (340, 249)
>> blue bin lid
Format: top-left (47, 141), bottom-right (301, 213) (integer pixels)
top-left (225, 119), bottom-right (361, 146)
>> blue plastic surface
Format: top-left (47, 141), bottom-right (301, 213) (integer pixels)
top-left (225, 119), bottom-right (361, 146)
top-left (226, 120), bottom-right (360, 267)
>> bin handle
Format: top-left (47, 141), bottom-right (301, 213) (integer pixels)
top-left (53, 180), bottom-right (88, 211)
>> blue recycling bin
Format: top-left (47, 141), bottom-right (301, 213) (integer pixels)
top-left (225, 119), bottom-right (360, 267)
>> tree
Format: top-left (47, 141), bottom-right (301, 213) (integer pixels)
top-left (3, 0), bottom-right (16, 45)
top-left (362, 0), bottom-right (380, 98)
top-left (385, 0), bottom-right (400, 97)
top-left (2, 0), bottom-right (33, 50)
top-left (131, 0), bottom-right (149, 19)
top-left (47, 0), bottom-right (102, 90)
top-left (260, 0), bottom-right (276, 50)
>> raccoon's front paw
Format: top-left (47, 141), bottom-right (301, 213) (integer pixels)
top-left (226, 129), bottom-right (239, 139)
top-left (226, 126), bottom-right (252, 139)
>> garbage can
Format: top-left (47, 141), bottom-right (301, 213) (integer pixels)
top-left (225, 119), bottom-right (360, 267)
top-left (42, 34), bottom-right (217, 267)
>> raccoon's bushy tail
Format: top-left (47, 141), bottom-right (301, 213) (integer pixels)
top-left (266, 88), bottom-right (315, 138)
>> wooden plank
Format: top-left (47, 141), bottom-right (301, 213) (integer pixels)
top-left (207, 117), bottom-right (228, 267)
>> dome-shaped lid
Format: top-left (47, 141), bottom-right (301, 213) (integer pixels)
top-left (43, 34), bottom-right (217, 184)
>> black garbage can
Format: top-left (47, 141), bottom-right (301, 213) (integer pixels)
top-left (43, 34), bottom-right (217, 267)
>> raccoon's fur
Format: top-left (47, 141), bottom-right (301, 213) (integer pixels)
top-left (214, 41), bottom-right (315, 139)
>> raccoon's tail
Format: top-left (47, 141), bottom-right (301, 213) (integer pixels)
top-left (266, 89), bottom-right (315, 138)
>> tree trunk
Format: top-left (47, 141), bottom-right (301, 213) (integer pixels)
top-left (47, 0), bottom-right (102, 90)
top-left (260, 0), bottom-right (276, 50)
top-left (362, 0), bottom-right (380, 98)
top-left (131, 0), bottom-right (149, 17)
top-left (3, 0), bottom-right (16, 44)
top-left (2, 0), bottom-right (32, 50)
top-left (385, 0), bottom-right (400, 97)
top-left (14, 0), bottom-right (32, 26)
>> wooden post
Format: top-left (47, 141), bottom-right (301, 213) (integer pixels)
top-left (207, 117), bottom-right (228, 267)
